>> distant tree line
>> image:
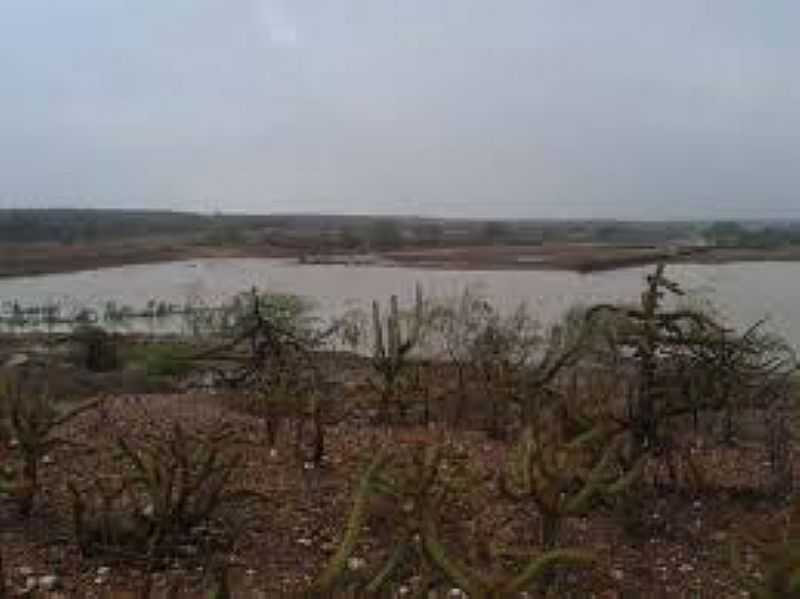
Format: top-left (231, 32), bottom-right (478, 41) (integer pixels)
top-left (3, 208), bottom-right (747, 251)
top-left (0, 209), bottom-right (215, 244)
top-left (703, 221), bottom-right (800, 249)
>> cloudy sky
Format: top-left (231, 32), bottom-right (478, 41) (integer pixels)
top-left (1, 1), bottom-right (798, 219)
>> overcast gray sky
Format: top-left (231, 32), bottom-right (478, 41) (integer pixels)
top-left (1, 1), bottom-right (798, 219)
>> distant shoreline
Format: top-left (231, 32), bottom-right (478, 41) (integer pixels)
top-left (3, 240), bottom-right (800, 279)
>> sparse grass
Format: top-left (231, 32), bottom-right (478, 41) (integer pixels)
top-left (123, 343), bottom-right (195, 378)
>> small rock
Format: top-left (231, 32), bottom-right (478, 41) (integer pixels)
top-left (23, 575), bottom-right (37, 592)
top-left (711, 531), bottom-right (728, 543)
top-left (18, 567), bottom-right (34, 578)
top-left (610, 568), bottom-right (624, 581)
top-left (679, 563), bottom-right (695, 574)
top-left (4, 353), bottom-right (29, 368)
top-left (297, 537), bottom-right (313, 547)
top-left (41, 455), bottom-right (54, 465)
top-left (320, 542), bottom-right (337, 553)
top-left (245, 569), bottom-right (257, 576)
top-left (347, 557), bottom-right (366, 571)
top-left (96, 566), bottom-right (111, 577)
top-left (38, 574), bottom-right (59, 591)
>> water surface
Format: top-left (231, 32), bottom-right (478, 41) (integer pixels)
top-left (1, 259), bottom-right (799, 349)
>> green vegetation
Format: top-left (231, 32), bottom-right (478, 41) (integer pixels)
top-left (123, 342), bottom-right (195, 377)
top-left (5, 207), bottom-right (774, 251)
top-left (704, 220), bottom-right (800, 248)
top-left (0, 209), bottom-right (215, 244)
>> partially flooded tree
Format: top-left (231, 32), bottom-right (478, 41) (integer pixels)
top-left (428, 288), bottom-right (494, 427)
top-left (190, 288), bottom-right (334, 467)
top-left (585, 263), bottom-right (797, 490)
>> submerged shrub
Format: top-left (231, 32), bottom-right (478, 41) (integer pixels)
top-left (125, 343), bottom-right (194, 378)
top-left (72, 325), bottom-right (119, 372)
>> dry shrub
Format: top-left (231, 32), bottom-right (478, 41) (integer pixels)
top-left (0, 374), bottom-right (99, 515)
top-left (68, 409), bottom-right (264, 563)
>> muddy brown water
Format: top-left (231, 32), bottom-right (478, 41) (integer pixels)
top-left (0, 258), bottom-right (799, 350)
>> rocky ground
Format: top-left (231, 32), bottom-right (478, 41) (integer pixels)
top-left (0, 385), bottom-right (792, 598)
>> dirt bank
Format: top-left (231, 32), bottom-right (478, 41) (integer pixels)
top-left (4, 239), bottom-right (800, 279)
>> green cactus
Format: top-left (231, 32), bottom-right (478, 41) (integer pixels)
top-left (731, 498), bottom-right (800, 598)
top-left (312, 437), bottom-right (604, 598)
top-left (310, 448), bottom-right (392, 594)
top-left (370, 285), bottom-right (424, 424)
top-left (502, 417), bottom-right (642, 550)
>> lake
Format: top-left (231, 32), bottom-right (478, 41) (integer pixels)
top-left (1, 258), bottom-right (799, 350)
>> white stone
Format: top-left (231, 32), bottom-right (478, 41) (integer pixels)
top-left (23, 576), bottom-right (37, 591)
top-left (347, 557), bottom-right (366, 571)
top-left (38, 574), bottom-right (59, 591)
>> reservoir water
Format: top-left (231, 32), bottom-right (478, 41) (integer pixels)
top-left (1, 259), bottom-right (799, 349)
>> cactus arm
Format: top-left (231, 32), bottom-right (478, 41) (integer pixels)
top-left (501, 548), bottom-right (596, 594)
top-left (372, 300), bottom-right (385, 361)
top-left (311, 449), bottom-right (390, 592)
top-left (421, 507), bottom-right (487, 598)
top-left (364, 539), bottom-right (411, 594)
top-left (388, 295), bottom-right (400, 361)
top-left (564, 442), bottom-right (617, 514)
top-left (604, 456), bottom-right (645, 496)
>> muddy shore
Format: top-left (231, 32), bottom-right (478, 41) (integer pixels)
top-left (4, 239), bottom-right (800, 279)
